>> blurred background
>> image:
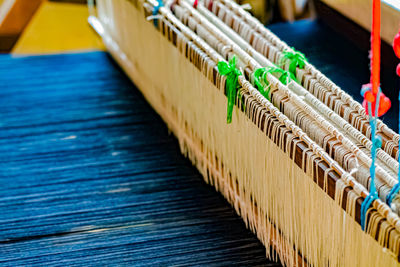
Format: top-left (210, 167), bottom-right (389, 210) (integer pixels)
top-left (0, 0), bottom-right (399, 53)
top-left (0, 0), bottom-right (315, 54)
top-left (0, 0), bottom-right (104, 53)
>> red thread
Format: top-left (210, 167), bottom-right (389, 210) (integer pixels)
top-left (193, 0), bottom-right (198, 8)
top-left (394, 32), bottom-right (400, 59)
top-left (370, 0), bottom-right (381, 96)
top-left (208, 0), bottom-right (213, 11)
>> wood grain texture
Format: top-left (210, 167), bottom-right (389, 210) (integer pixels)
top-left (0, 0), bottom-right (43, 34)
top-left (12, 2), bottom-right (105, 55)
top-left (320, 0), bottom-right (400, 44)
top-left (0, 52), bottom-right (280, 266)
top-left (0, 0), bottom-right (43, 52)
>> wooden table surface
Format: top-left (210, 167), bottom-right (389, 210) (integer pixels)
top-left (12, 1), bottom-right (104, 54)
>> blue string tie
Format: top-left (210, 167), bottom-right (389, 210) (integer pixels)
top-left (360, 89), bottom-right (382, 231)
top-left (153, 0), bottom-right (164, 27)
top-left (360, 193), bottom-right (379, 230)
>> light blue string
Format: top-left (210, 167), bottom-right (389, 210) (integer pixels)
top-left (360, 89), bottom-right (381, 231)
top-left (360, 193), bottom-right (377, 230)
top-left (152, 0), bottom-right (163, 27)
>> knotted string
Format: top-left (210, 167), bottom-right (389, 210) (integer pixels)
top-left (217, 56), bottom-right (243, 124)
top-left (361, 89), bottom-right (382, 230)
top-left (253, 68), bottom-right (271, 100)
top-left (253, 66), bottom-right (297, 101)
top-left (152, 0), bottom-right (164, 27)
top-left (279, 48), bottom-right (307, 76)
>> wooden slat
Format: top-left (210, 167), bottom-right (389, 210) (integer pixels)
top-left (0, 0), bottom-right (43, 51)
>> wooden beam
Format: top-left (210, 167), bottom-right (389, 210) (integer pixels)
top-left (0, 0), bottom-right (43, 52)
top-left (320, 0), bottom-right (400, 45)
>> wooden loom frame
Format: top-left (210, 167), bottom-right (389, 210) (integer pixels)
top-left (88, 0), bottom-right (400, 265)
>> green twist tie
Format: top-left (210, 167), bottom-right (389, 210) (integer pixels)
top-left (279, 48), bottom-right (307, 76)
top-left (253, 68), bottom-right (271, 100)
top-left (217, 56), bottom-right (243, 124)
top-left (253, 66), bottom-right (298, 99)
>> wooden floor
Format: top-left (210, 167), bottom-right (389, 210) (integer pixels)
top-left (0, 52), bottom-right (280, 266)
top-left (12, 1), bottom-right (104, 54)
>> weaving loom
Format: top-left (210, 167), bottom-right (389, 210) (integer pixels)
top-left (86, 0), bottom-right (400, 266)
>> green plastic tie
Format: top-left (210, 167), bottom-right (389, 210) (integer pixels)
top-left (279, 48), bottom-right (308, 76)
top-left (253, 68), bottom-right (271, 100)
top-left (217, 56), bottom-right (243, 124)
top-left (253, 66), bottom-right (298, 99)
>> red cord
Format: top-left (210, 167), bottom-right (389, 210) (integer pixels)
top-left (208, 0), bottom-right (213, 10)
top-left (193, 0), bottom-right (198, 8)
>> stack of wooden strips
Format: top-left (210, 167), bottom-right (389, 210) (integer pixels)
top-left (90, 0), bottom-right (400, 265)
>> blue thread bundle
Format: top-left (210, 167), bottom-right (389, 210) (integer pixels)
top-left (0, 52), bottom-right (277, 266)
top-left (153, 0), bottom-right (163, 27)
top-left (360, 90), bottom-right (382, 231)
